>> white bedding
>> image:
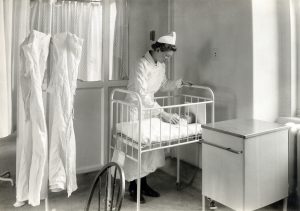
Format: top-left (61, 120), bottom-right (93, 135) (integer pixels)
top-left (116, 118), bottom-right (202, 145)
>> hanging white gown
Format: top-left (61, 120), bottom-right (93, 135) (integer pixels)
top-left (120, 51), bottom-right (178, 181)
top-left (48, 32), bottom-right (83, 196)
top-left (16, 30), bottom-right (51, 206)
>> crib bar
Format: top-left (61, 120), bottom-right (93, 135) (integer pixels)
top-left (150, 110), bottom-right (152, 144)
top-left (112, 99), bottom-right (133, 107)
top-left (177, 147), bottom-right (180, 184)
top-left (168, 108), bottom-right (171, 147)
top-left (116, 102), bottom-right (120, 153)
top-left (125, 104), bottom-right (128, 155)
top-left (119, 103), bottom-right (124, 150)
top-left (179, 94), bottom-right (211, 101)
top-left (196, 100), bottom-right (199, 131)
top-left (187, 106), bottom-right (190, 142)
top-left (143, 100), bottom-right (213, 111)
top-left (116, 102), bottom-right (119, 124)
top-left (137, 96), bottom-right (142, 211)
top-left (160, 108), bottom-right (162, 148)
top-left (121, 103), bottom-right (123, 123)
top-left (178, 107), bottom-right (181, 144)
top-left (108, 101), bottom-right (114, 161)
top-left (154, 95), bottom-right (173, 100)
top-left (131, 106), bottom-right (134, 158)
top-left (142, 139), bottom-right (200, 153)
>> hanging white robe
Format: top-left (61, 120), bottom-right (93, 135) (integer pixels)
top-left (119, 51), bottom-right (178, 181)
top-left (16, 30), bottom-right (50, 206)
top-left (48, 32), bottom-right (83, 196)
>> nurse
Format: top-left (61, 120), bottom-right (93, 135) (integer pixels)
top-left (124, 32), bottom-right (183, 203)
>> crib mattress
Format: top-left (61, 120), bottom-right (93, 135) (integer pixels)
top-left (115, 117), bottom-right (202, 150)
top-left (115, 133), bottom-right (202, 151)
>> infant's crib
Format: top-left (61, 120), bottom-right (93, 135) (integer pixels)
top-left (109, 84), bottom-right (215, 211)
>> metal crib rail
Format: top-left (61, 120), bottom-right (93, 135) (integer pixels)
top-left (183, 84), bottom-right (215, 123)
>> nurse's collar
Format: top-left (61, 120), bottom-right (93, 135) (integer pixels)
top-left (146, 51), bottom-right (158, 65)
top-left (149, 50), bottom-right (159, 64)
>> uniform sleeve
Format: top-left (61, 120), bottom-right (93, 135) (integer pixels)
top-left (160, 74), bottom-right (180, 92)
top-left (20, 44), bottom-right (33, 121)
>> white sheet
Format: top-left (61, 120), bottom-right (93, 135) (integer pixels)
top-left (116, 118), bottom-right (202, 145)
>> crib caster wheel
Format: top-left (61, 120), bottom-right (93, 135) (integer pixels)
top-left (207, 198), bottom-right (217, 210)
top-left (176, 182), bottom-right (181, 191)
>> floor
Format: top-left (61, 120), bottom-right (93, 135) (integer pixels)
top-left (0, 137), bottom-right (299, 211)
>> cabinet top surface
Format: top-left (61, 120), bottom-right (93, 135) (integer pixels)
top-left (202, 119), bottom-right (289, 138)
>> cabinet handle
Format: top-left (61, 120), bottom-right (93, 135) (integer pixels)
top-left (200, 140), bottom-right (243, 154)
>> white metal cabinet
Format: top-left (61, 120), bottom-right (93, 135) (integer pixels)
top-left (202, 119), bottom-right (289, 211)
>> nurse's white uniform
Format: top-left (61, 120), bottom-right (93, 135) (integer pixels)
top-left (123, 51), bottom-right (178, 181)
top-left (48, 32), bottom-right (83, 196)
top-left (16, 30), bottom-right (51, 206)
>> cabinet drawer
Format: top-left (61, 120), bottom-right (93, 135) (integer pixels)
top-left (202, 128), bottom-right (244, 152)
top-left (202, 139), bottom-right (244, 210)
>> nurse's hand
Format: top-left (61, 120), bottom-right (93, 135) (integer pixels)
top-left (181, 80), bottom-right (193, 86)
top-left (175, 79), bottom-right (193, 88)
top-left (161, 112), bottom-right (180, 124)
top-left (175, 79), bottom-right (183, 88)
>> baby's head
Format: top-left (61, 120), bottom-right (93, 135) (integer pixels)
top-left (180, 112), bottom-right (196, 124)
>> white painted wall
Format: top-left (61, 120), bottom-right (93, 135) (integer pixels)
top-left (173, 0), bottom-right (292, 167)
top-left (173, 0), bottom-right (253, 167)
top-left (252, 0), bottom-right (291, 122)
top-left (74, 88), bottom-right (103, 173)
top-left (174, 0), bottom-right (253, 122)
top-left (128, 0), bottom-right (169, 70)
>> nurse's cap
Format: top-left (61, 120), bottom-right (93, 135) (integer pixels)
top-left (157, 32), bottom-right (176, 45)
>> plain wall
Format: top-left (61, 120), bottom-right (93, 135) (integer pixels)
top-left (74, 88), bottom-right (103, 173)
top-left (173, 0), bottom-right (292, 167)
top-left (174, 0), bottom-right (253, 122)
top-left (128, 0), bottom-right (169, 71)
top-left (173, 0), bottom-right (253, 167)
top-left (252, 0), bottom-right (292, 122)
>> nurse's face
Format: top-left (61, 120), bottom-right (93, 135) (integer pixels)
top-left (158, 50), bottom-right (174, 63)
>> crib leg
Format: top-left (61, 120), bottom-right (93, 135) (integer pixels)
top-left (202, 195), bottom-right (206, 211)
top-left (137, 153), bottom-right (141, 211)
top-left (283, 197), bottom-right (288, 211)
top-left (176, 147), bottom-right (180, 190)
top-left (137, 176), bottom-right (141, 211)
top-left (45, 198), bottom-right (49, 211)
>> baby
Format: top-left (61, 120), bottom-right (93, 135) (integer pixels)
top-left (179, 112), bottom-right (196, 124)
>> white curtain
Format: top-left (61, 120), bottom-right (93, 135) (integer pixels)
top-left (0, 0), bottom-right (13, 138)
top-left (0, 0), bottom-right (30, 138)
top-left (110, 0), bottom-right (128, 80)
top-left (30, 0), bottom-right (102, 81)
